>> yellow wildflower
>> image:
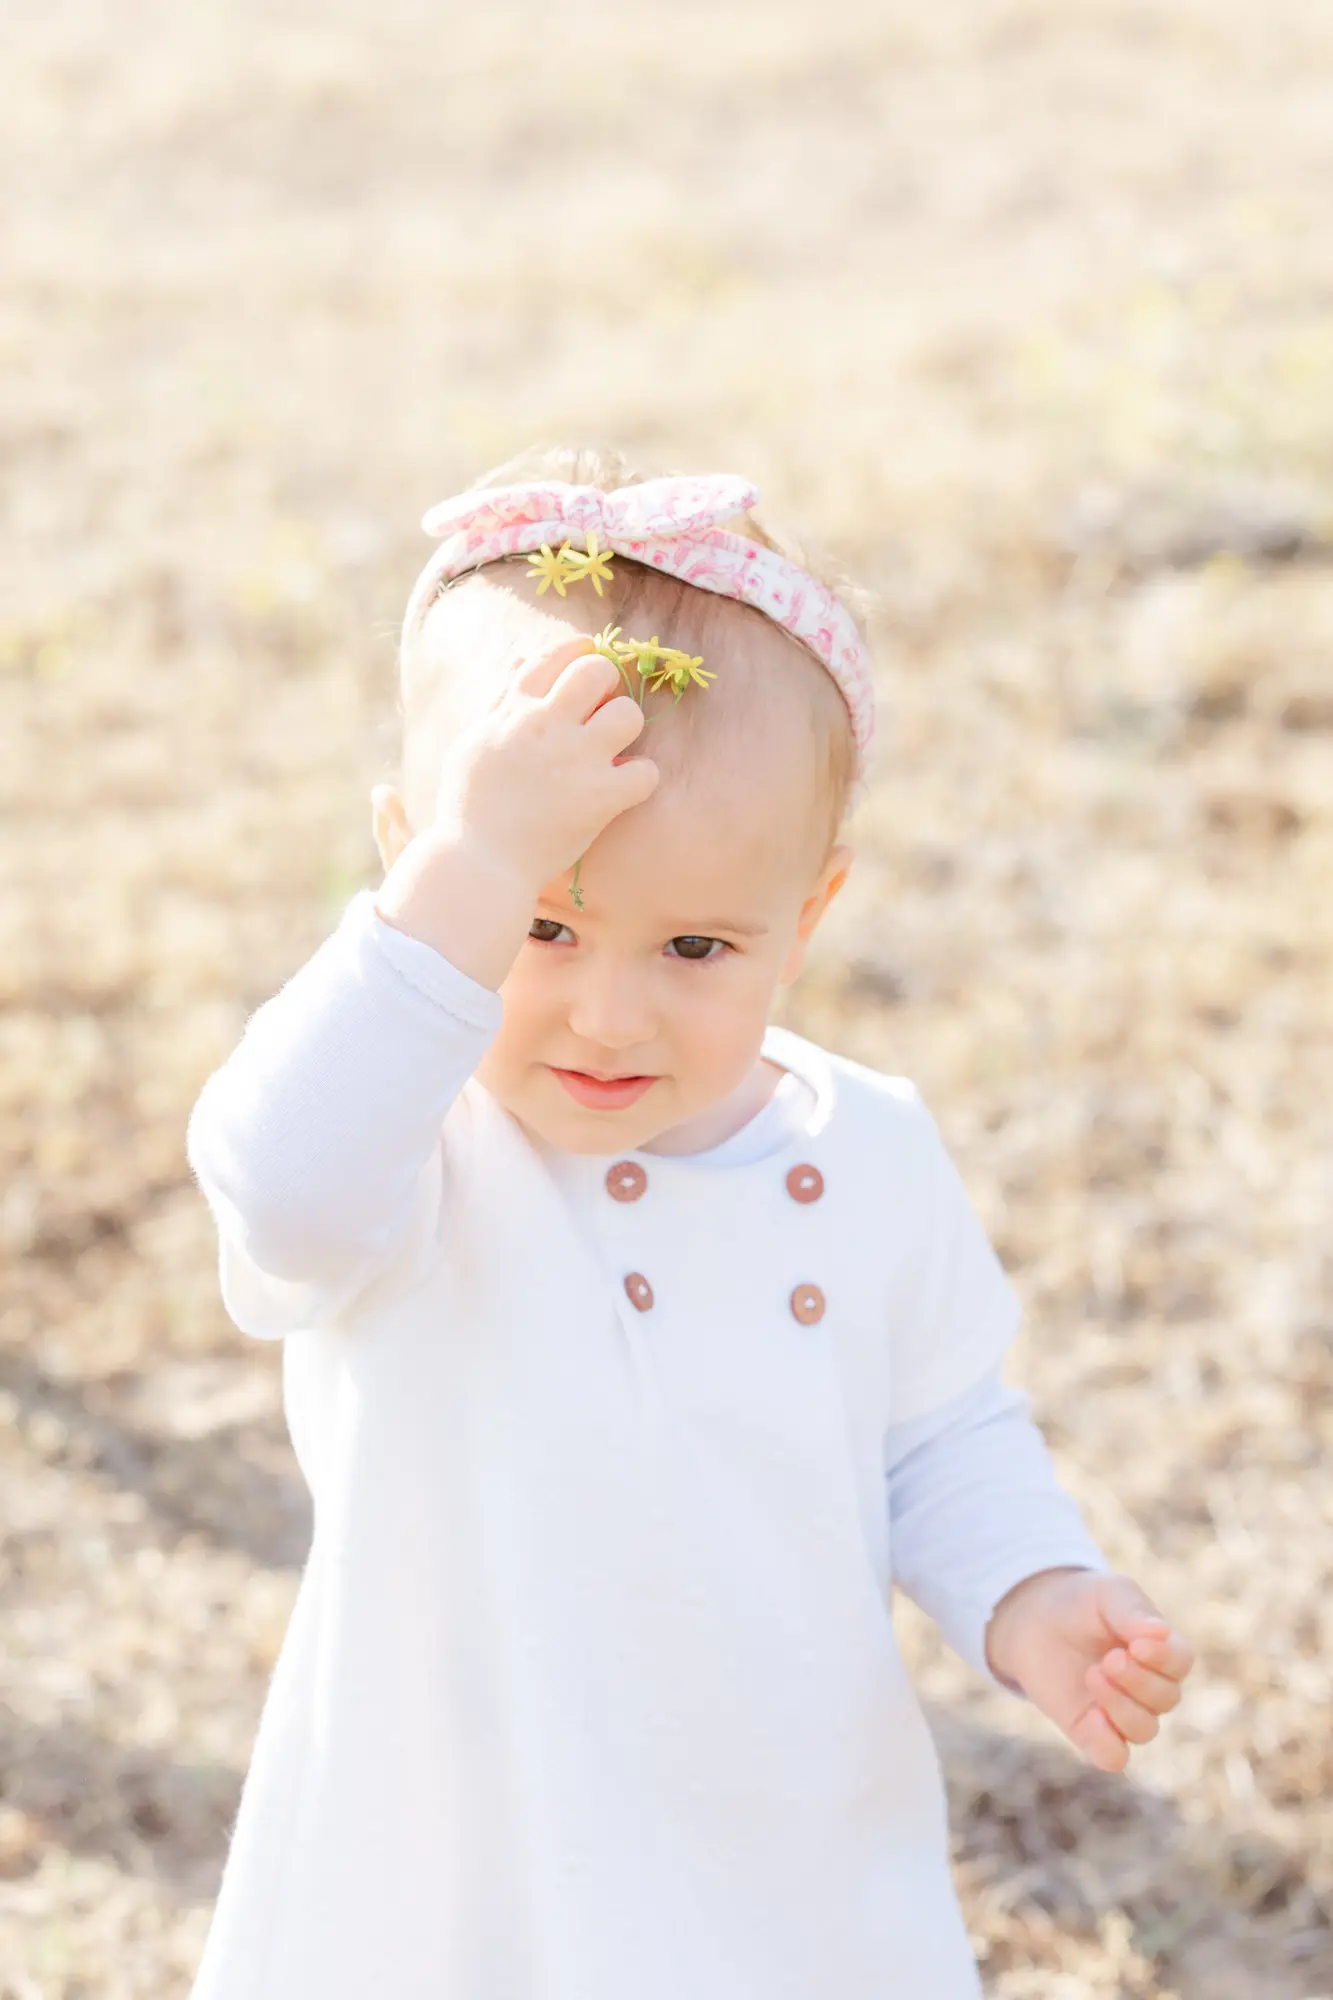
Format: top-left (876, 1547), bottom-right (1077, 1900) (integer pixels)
top-left (589, 624), bottom-right (715, 701)
top-left (641, 647), bottom-right (716, 698)
top-left (562, 533), bottom-right (616, 596)
top-left (526, 541), bottom-right (574, 596)
top-left (591, 621), bottom-right (629, 657)
top-left (627, 634), bottom-right (668, 676)
top-left (589, 623), bottom-right (637, 696)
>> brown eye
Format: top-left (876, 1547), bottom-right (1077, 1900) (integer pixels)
top-left (667, 935), bottom-right (723, 962)
top-left (529, 919), bottom-right (569, 943)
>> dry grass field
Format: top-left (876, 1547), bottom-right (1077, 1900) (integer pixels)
top-left (3, 1), bottom-right (1331, 1994)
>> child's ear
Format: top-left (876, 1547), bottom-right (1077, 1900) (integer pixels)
top-left (370, 784), bottom-right (414, 875)
top-left (779, 844), bottom-right (854, 986)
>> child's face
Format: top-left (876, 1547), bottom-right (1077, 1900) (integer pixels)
top-left (475, 763), bottom-right (850, 1155)
top-left (382, 571), bottom-right (854, 1154)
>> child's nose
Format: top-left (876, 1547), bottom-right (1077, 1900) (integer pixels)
top-left (567, 961), bottom-right (657, 1051)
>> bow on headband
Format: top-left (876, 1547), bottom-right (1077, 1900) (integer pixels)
top-left (402, 474), bottom-right (876, 774)
top-left (421, 473), bottom-right (760, 545)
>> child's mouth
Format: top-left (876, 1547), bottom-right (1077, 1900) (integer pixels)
top-left (548, 1068), bottom-right (659, 1111)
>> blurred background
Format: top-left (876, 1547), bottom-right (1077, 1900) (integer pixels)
top-left (3, 2), bottom-right (1330, 1994)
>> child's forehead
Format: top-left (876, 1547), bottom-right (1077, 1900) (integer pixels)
top-left (554, 754), bottom-right (818, 930)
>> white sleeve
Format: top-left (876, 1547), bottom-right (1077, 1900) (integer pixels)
top-left (886, 1092), bottom-right (1025, 1426)
top-left (885, 1363), bottom-right (1111, 1690)
top-left (186, 889), bottom-right (504, 1339)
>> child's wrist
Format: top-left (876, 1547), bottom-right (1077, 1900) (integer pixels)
top-left (375, 827), bottom-right (538, 992)
top-left (983, 1566), bottom-right (1090, 1689)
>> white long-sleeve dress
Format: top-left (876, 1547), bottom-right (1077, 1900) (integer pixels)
top-left (185, 890), bottom-right (1108, 2000)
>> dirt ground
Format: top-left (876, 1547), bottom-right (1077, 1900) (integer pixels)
top-left (2, 1), bottom-right (1331, 1994)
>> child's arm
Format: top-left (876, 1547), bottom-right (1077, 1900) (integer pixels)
top-left (886, 1366), bottom-right (1193, 1771)
top-left (186, 895), bottom-right (505, 1333)
top-left (187, 633), bottom-right (658, 1335)
top-left (882, 1093), bottom-right (1193, 1769)
top-left (885, 1363), bottom-right (1109, 1685)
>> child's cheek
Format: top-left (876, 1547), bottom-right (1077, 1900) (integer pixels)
top-left (475, 962), bottom-right (547, 1089)
top-left (681, 957), bottom-right (781, 1087)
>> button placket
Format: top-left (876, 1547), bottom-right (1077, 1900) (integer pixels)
top-left (784, 1160), bottom-right (827, 1326)
top-left (605, 1160), bottom-right (655, 1316)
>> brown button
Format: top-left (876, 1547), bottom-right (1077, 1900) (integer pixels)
top-left (607, 1160), bottom-right (647, 1203)
top-left (624, 1271), bottom-right (654, 1312)
top-left (786, 1163), bottom-right (824, 1204)
top-left (790, 1283), bottom-right (825, 1325)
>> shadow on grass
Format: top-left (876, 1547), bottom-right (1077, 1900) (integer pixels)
top-left (2, 1347), bottom-right (1327, 1992)
top-left (931, 1707), bottom-right (1331, 1998)
top-left (0, 1704), bottom-right (238, 1901)
top-left (0, 1348), bottom-right (311, 1572)
top-left (1, 1697), bottom-right (1325, 1994)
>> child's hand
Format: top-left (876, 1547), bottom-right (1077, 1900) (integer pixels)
top-left (377, 634), bottom-right (661, 987)
top-left (984, 1568), bottom-right (1194, 1773)
top-left (434, 632), bottom-right (660, 893)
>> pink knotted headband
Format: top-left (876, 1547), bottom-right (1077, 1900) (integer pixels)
top-left (402, 474), bottom-right (876, 775)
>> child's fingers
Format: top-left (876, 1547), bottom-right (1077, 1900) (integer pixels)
top-left (1085, 1665), bottom-right (1162, 1745)
top-left (1125, 1626), bottom-right (1194, 1682)
top-left (1098, 1648), bottom-right (1183, 1715)
top-left (1102, 1584), bottom-right (1194, 1680)
top-left (513, 635), bottom-right (597, 699)
top-left (1096, 1580), bottom-right (1174, 1646)
top-left (583, 693), bottom-right (648, 756)
top-left (1070, 1703), bottom-right (1130, 1773)
top-left (544, 650), bottom-right (626, 720)
top-left (605, 753), bottom-right (660, 814)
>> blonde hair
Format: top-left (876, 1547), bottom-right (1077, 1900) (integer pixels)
top-left (397, 442), bottom-right (875, 862)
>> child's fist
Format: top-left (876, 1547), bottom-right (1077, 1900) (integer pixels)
top-left (433, 633), bottom-right (660, 893)
top-left (984, 1569), bottom-right (1193, 1773)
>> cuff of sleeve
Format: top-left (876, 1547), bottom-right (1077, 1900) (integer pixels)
top-left (344, 889), bottom-right (506, 1035)
top-left (944, 1542), bottom-right (1115, 1694)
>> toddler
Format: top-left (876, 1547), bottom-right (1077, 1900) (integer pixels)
top-left (186, 446), bottom-right (1192, 1999)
